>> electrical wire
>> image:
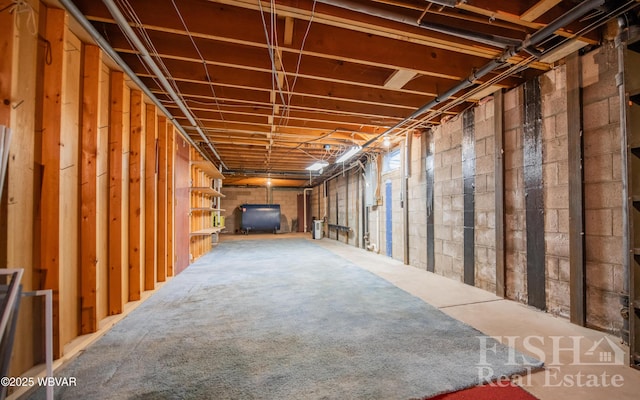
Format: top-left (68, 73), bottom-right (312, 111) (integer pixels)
top-left (170, 0), bottom-right (226, 123)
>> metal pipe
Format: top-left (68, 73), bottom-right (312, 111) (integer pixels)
top-left (58, 0), bottom-right (221, 168)
top-left (418, 20), bottom-right (521, 48)
top-left (616, 24), bottom-right (631, 333)
top-left (523, 0), bottom-right (606, 49)
top-left (99, 0), bottom-right (226, 169)
top-left (317, 0), bottom-right (519, 48)
top-left (357, 0), bottom-right (604, 149)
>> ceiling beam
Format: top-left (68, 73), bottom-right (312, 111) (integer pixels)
top-left (520, 0), bottom-right (563, 22)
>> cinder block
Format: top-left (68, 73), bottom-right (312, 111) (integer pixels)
top-left (451, 194), bottom-right (463, 211)
top-left (544, 136), bottom-right (568, 163)
top-left (581, 49), bottom-right (599, 87)
top-left (543, 115), bottom-right (557, 140)
top-left (585, 235), bottom-right (624, 265)
top-left (557, 209), bottom-right (569, 234)
top-left (505, 228), bottom-right (525, 252)
top-left (505, 148), bottom-right (523, 170)
top-left (544, 185), bottom-right (568, 209)
top-left (475, 191), bottom-right (494, 211)
top-left (473, 174), bottom-right (486, 194)
top-left (612, 153), bottom-right (622, 181)
top-left (555, 112), bottom-right (568, 139)
top-left (583, 98), bottom-right (610, 131)
top-left (546, 256), bottom-right (559, 280)
top-left (584, 153), bottom-right (613, 183)
top-left (585, 208), bottom-right (613, 236)
top-left (504, 128), bottom-right (519, 151)
top-left (475, 227), bottom-right (495, 247)
top-left (545, 232), bottom-right (570, 258)
top-left (586, 286), bottom-right (622, 331)
top-left (584, 181), bottom-right (623, 209)
top-left (476, 154), bottom-right (494, 175)
top-left (545, 208), bottom-right (558, 233)
top-left (543, 162), bottom-right (558, 186)
top-left (558, 258), bottom-right (570, 282)
top-left (505, 107), bottom-right (522, 130)
top-left (542, 92), bottom-right (567, 118)
top-left (612, 208), bottom-right (623, 237)
top-left (504, 86), bottom-right (521, 111)
top-left (434, 224), bottom-right (452, 241)
top-left (583, 125), bottom-right (619, 156)
top-left (546, 279), bottom-right (570, 307)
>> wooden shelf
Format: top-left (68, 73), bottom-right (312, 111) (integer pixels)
top-left (190, 226), bottom-right (225, 236)
top-left (191, 160), bottom-right (224, 179)
top-left (189, 187), bottom-right (224, 197)
top-left (189, 147), bottom-right (224, 262)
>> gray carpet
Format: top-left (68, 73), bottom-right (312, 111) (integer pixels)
top-left (29, 238), bottom-right (541, 399)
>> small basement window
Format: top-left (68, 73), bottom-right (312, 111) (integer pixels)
top-left (383, 149), bottom-right (401, 173)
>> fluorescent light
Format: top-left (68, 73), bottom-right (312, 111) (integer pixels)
top-left (306, 161), bottom-right (329, 171)
top-left (336, 146), bottom-right (362, 163)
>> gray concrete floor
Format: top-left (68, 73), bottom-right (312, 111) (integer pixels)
top-left (222, 233), bottom-right (640, 399)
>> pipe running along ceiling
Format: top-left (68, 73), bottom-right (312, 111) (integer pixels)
top-left (60, 0), bottom-right (640, 187)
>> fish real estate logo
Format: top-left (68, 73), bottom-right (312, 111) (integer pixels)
top-left (476, 335), bottom-right (627, 388)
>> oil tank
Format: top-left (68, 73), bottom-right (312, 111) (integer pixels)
top-left (240, 204), bottom-right (281, 234)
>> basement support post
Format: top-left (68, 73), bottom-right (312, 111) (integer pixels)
top-left (494, 90), bottom-right (506, 297)
top-left (567, 52), bottom-right (586, 325)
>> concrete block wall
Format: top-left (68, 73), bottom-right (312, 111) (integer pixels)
top-left (327, 169), bottom-right (363, 246)
top-left (315, 42), bottom-right (628, 338)
top-left (474, 100), bottom-right (497, 293)
top-left (581, 43), bottom-right (625, 333)
top-left (271, 188), bottom-right (303, 233)
top-left (434, 116), bottom-right (464, 281)
top-left (504, 87), bottom-right (528, 303)
top-left (540, 66), bottom-right (571, 318)
top-left (408, 134), bottom-right (427, 270)
top-left (221, 187), bottom-right (268, 234)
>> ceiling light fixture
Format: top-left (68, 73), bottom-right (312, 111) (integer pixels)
top-left (336, 145), bottom-right (362, 164)
top-left (383, 136), bottom-right (391, 147)
top-left (306, 161), bottom-right (329, 171)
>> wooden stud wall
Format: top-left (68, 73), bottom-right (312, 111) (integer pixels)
top-left (144, 105), bottom-right (157, 290)
top-left (79, 44), bottom-right (101, 334)
top-left (157, 116), bottom-right (167, 282)
top-left (1, 0), bottom-right (40, 378)
top-left (39, 6), bottom-right (66, 358)
top-left (0, 4), bottom-right (187, 376)
top-left (108, 70), bottom-right (125, 315)
top-left (128, 89), bottom-right (143, 301)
